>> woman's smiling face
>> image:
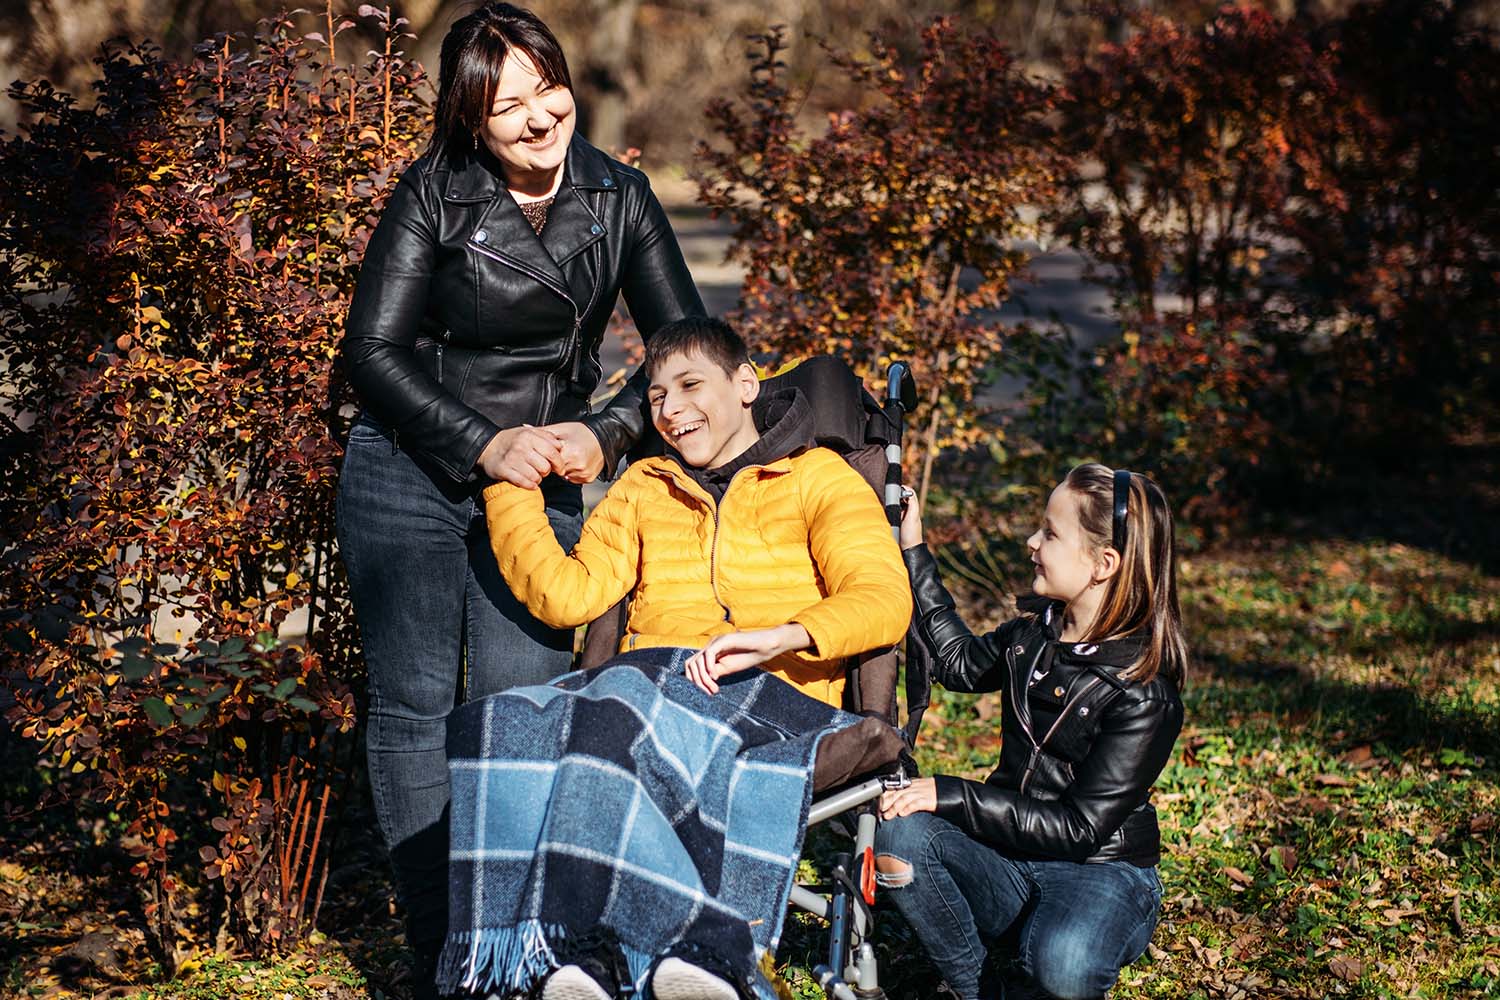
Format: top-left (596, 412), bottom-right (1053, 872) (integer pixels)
top-left (479, 50), bottom-right (575, 184)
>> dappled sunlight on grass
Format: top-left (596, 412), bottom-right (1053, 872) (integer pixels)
top-left (4, 538), bottom-right (1496, 999)
top-left (882, 538), bottom-right (1500, 999)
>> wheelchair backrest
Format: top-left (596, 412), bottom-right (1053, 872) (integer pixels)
top-left (579, 355), bottom-right (903, 728)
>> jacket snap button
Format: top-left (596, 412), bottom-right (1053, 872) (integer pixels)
top-left (1079, 706), bottom-right (1090, 717)
top-left (602, 176), bottom-right (614, 187)
top-left (590, 223), bottom-right (603, 235)
top-left (474, 229), bottom-right (488, 243)
top-left (1013, 644), bottom-right (1024, 655)
top-left (1053, 686), bottom-right (1065, 698)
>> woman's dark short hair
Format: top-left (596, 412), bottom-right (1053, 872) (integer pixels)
top-left (644, 318), bottom-right (751, 377)
top-left (429, 3), bottom-right (572, 162)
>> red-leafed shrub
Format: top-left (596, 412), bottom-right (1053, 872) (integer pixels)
top-left (696, 20), bottom-right (1062, 500)
top-left (1279, 0), bottom-right (1500, 438)
top-left (0, 5), bottom-right (424, 965)
top-left (1053, 5), bottom-right (1337, 320)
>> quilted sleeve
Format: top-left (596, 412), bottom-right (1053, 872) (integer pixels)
top-left (483, 476), bottom-right (642, 628)
top-left (791, 450), bottom-right (913, 660)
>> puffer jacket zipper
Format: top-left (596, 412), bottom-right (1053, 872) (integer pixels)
top-left (706, 465), bottom-right (762, 625)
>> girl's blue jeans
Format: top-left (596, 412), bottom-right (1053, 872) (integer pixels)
top-left (874, 812), bottom-right (1162, 1000)
top-left (336, 413), bottom-right (583, 972)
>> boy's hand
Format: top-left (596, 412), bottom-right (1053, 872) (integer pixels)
top-left (898, 487), bottom-right (924, 550)
top-left (684, 624), bottom-right (812, 695)
top-left (879, 776), bottom-right (937, 819)
top-left (477, 425), bottom-right (562, 488)
top-left (544, 422), bottom-right (606, 483)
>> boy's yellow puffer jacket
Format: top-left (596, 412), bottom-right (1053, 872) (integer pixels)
top-left (482, 447), bottom-right (912, 706)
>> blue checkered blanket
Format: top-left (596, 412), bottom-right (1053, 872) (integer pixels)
top-left (436, 647), bottom-right (859, 999)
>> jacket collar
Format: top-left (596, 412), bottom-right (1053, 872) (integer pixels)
top-left (440, 133), bottom-right (619, 202)
top-left (1015, 595), bottom-right (1149, 683)
top-left (642, 451), bottom-right (795, 509)
top-left (445, 136), bottom-right (618, 300)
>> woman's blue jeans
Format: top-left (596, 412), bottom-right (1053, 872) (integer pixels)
top-left (336, 414), bottom-right (583, 974)
top-left (874, 812), bottom-right (1161, 1000)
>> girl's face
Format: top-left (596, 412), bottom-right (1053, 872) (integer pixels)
top-left (1026, 484), bottom-right (1104, 604)
top-left (479, 50), bottom-right (575, 183)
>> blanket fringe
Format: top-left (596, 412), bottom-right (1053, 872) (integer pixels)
top-left (436, 920), bottom-right (662, 997)
top-left (436, 919), bottom-right (560, 996)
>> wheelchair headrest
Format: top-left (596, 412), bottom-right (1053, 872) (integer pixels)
top-left (758, 356), bottom-right (889, 453)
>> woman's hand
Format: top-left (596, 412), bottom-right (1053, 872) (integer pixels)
top-left (879, 776), bottom-right (937, 819)
top-left (476, 425), bottom-right (562, 488)
top-left (684, 624), bottom-right (812, 696)
top-left (545, 422), bottom-right (606, 483)
top-left (898, 487), bottom-right (924, 550)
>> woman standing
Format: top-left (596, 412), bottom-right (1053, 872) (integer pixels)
top-left (336, 5), bottom-right (702, 993)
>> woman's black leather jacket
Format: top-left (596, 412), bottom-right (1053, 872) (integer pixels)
top-left (341, 135), bottom-right (703, 484)
top-left (906, 544), bottom-right (1184, 866)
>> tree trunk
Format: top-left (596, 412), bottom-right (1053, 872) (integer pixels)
top-left (577, 0), bottom-right (643, 153)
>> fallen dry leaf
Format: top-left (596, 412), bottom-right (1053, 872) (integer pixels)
top-left (1316, 773), bottom-right (1354, 787)
top-left (1340, 744), bottom-right (1376, 768)
top-left (1329, 954), bottom-right (1364, 982)
top-left (1223, 866), bottom-right (1254, 886)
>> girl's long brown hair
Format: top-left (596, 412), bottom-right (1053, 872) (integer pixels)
top-left (1064, 463), bottom-right (1188, 687)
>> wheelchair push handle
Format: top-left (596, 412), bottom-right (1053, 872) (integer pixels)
top-left (885, 361), bottom-right (917, 414)
top-left (882, 362), bottom-right (917, 531)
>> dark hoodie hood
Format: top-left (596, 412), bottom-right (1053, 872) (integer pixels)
top-left (667, 386), bottom-right (816, 503)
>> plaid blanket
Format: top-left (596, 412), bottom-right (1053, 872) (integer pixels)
top-left (437, 647), bottom-right (859, 999)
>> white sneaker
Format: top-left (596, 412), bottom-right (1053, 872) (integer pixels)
top-left (541, 963), bottom-right (613, 1000)
top-left (649, 956), bottom-right (739, 1000)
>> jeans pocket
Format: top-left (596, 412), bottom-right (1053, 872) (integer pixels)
top-left (346, 412), bottom-right (390, 444)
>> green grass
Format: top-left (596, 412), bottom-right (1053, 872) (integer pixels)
top-left (837, 539), bottom-right (1499, 1000)
top-left (3, 537), bottom-right (1497, 998)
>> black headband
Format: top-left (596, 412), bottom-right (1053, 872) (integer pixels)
top-left (1112, 469), bottom-right (1132, 553)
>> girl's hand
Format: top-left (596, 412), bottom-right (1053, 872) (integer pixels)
top-left (477, 425), bottom-right (563, 488)
top-left (879, 777), bottom-right (937, 819)
top-left (898, 487), bottom-right (924, 550)
top-left (545, 422), bottom-right (606, 483)
top-left (684, 624), bottom-right (812, 695)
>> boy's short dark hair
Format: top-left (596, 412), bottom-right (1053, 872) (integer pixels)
top-left (643, 317), bottom-right (751, 377)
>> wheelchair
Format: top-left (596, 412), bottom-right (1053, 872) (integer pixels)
top-left (577, 357), bottom-right (930, 1000)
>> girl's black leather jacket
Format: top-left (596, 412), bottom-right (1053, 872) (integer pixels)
top-left (341, 135), bottom-right (703, 484)
top-left (906, 544), bottom-right (1184, 866)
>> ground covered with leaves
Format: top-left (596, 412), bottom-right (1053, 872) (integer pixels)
top-left (4, 531), bottom-right (1498, 999)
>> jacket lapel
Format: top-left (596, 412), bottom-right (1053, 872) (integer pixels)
top-left (543, 138), bottom-right (614, 302)
top-left (445, 136), bottom-right (617, 307)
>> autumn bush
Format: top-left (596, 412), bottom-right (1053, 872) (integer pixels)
top-left (695, 19), bottom-right (1063, 501)
top-left (0, 5), bottom-right (426, 969)
top-left (1046, 1), bottom-right (1500, 522)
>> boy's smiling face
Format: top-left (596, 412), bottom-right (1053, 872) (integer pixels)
top-left (648, 349), bottom-right (761, 469)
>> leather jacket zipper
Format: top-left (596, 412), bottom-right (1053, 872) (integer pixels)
top-left (465, 236), bottom-right (580, 426)
top-left (543, 318), bottom-right (583, 426)
top-left (556, 243), bottom-right (604, 421)
top-left (1019, 673), bottom-right (1106, 797)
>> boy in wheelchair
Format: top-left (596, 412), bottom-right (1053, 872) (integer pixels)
top-left (464, 316), bottom-right (912, 1000)
top-left (483, 316), bottom-right (910, 707)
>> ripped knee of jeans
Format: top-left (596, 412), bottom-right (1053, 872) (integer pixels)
top-left (874, 854), bottom-right (913, 889)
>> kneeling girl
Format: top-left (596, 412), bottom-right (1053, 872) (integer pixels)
top-left (877, 464), bottom-right (1186, 1000)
